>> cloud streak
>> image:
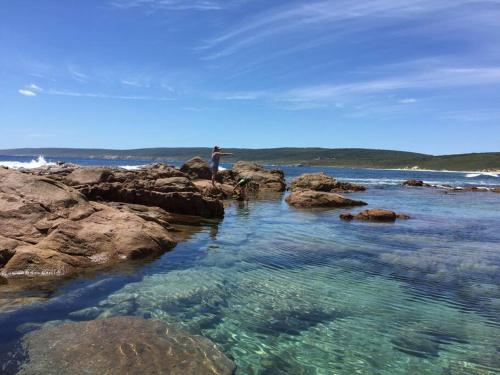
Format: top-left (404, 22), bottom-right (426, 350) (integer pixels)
top-left (18, 84), bottom-right (43, 97)
top-left (200, 0), bottom-right (500, 61)
top-left (46, 89), bottom-right (175, 101)
top-left (110, 0), bottom-right (241, 11)
top-left (215, 67), bottom-right (500, 109)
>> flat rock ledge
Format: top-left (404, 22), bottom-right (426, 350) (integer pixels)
top-left (340, 208), bottom-right (410, 222)
top-left (286, 190), bottom-right (367, 208)
top-left (18, 316), bottom-right (236, 375)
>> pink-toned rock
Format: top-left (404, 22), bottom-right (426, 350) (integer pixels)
top-left (286, 190), bottom-right (367, 208)
top-left (193, 180), bottom-right (234, 199)
top-left (290, 172), bottom-right (365, 193)
top-left (232, 161), bottom-right (286, 192)
top-left (65, 167), bottom-right (114, 185)
top-left (0, 168), bottom-right (177, 279)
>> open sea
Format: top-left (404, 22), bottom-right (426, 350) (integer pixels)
top-left (1, 155), bottom-right (499, 374)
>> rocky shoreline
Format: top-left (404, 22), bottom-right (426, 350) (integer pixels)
top-left (0, 158), bottom-right (288, 282)
top-left (2, 158), bottom-right (499, 374)
top-left (6, 161), bottom-right (498, 282)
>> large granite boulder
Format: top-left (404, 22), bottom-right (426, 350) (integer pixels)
top-left (181, 156), bottom-right (212, 180)
top-left (286, 190), bottom-right (367, 208)
top-left (340, 208), bottom-right (410, 222)
top-left (0, 168), bottom-right (177, 279)
top-left (232, 161), bottom-right (286, 192)
top-left (49, 165), bottom-right (225, 218)
top-left (19, 316), bottom-right (236, 375)
top-left (290, 172), bottom-right (365, 193)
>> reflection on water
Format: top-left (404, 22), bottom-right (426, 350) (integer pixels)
top-left (1, 166), bottom-right (500, 374)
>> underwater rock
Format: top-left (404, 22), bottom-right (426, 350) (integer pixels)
top-left (181, 156), bottom-right (212, 180)
top-left (231, 161), bottom-right (286, 192)
top-left (340, 209), bottom-right (410, 222)
top-left (391, 331), bottom-right (440, 359)
top-left (19, 316), bottom-right (235, 375)
top-left (286, 190), bottom-right (367, 208)
top-left (290, 172), bottom-right (365, 193)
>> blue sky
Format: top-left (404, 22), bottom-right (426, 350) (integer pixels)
top-left (1, 0), bottom-right (500, 154)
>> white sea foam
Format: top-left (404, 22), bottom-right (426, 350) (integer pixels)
top-left (466, 172), bottom-right (498, 178)
top-left (0, 155), bottom-right (56, 169)
top-left (119, 165), bottom-right (148, 170)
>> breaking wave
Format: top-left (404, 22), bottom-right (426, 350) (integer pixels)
top-left (0, 155), bottom-right (56, 169)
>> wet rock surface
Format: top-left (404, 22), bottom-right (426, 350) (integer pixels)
top-left (18, 316), bottom-right (236, 375)
top-left (286, 190), bottom-right (367, 208)
top-left (340, 208), bottom-right (410, 222)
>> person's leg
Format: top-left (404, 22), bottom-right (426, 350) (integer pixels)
top-left (212, 167), bottom-right (217, 186)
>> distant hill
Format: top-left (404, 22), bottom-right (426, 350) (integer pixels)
top-left (0, 147), bottom-right (498, 171)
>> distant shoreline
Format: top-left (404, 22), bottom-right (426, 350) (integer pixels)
top-left (0, 147), bottom-right (499, 172)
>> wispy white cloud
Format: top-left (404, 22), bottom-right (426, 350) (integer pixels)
top-left (398, 98), bottom-right (417, 104)
top-left (200, 0), bottom-right (500, 61)
top-left (18, 84), bottom-right (43, 97)
top-left (215, 67), bottom-right (500, 109)
top-left (110, 0), bottom-right (242, 11)
top-left (68, 65), bottom-right (89, 83)
top-left (28, 84), bottom-right (43, 92)
top-left (18, 89), bottom-right (37, 97)
top-left (46, 89), bottom-right (175, 101)
top-left (121, 79), bottom-right (151, 88)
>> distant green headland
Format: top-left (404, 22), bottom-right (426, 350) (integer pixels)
top-left (0, 147), bottom-right (499, 171)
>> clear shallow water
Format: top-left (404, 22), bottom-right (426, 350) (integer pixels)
top-left (1, 157), bottom-right (500, 374)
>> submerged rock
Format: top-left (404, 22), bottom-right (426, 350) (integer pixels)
top-left (290, 172), bottom-right (365, 193)
top-left (286, 190), bottom-right (367, 208)
top-left (340, 209), bottom-right (410, 222)
top-left (181, 156), bottom-right (212, 180)
top-left (19, 316), bottom-right (235, 375)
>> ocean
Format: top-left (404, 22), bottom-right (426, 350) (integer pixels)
top-left (1, 155), bottom-right (499, 374)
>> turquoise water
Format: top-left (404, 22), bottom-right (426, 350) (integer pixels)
top-left (1, 160), bottom-right (499, 374)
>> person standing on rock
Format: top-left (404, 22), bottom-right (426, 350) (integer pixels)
top-left (211, 146), bottom-right (233, 186)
